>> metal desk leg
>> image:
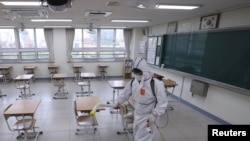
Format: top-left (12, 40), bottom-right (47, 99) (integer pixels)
top-left (109, 89), bottom-right (119, 114)
top-left (87, 79), bottom-right (93, 95)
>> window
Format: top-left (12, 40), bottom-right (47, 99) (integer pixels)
top-left (72, 28), bottom-right (126, 61)
top-left (0, 29), bottom-right (16, 49)
top-left (0, 28), bottom-right (50, 62)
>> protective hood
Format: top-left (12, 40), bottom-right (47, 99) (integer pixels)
top-left (133, 57), bottom-right (151, 81)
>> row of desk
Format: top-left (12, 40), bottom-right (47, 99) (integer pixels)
top-left (52, 72), bottom-right (96, 99)
top-left (50, 64), bottom-right (109, 81)
top-left (1, 72), bottom-right (98, 100)
top-left (0, 65), bottom-right (36, 83)
top-left (0, 64), bottom-right (109, 83)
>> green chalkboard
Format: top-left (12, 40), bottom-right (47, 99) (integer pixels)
top-left (161, 28), bottom-right (250, 91)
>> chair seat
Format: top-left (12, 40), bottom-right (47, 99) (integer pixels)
top-left (78, 82), bottom-right (88, 86)
top-left (13, 119), bottom-right (36, 130)
top-left (54, 83), bottom-right (65, 87)
top-left (77, 115), bottom-right (98, 126)
top-left (17, 84), bottom-right (29, 89)
top-left (123, 117), bottom-right (134, 123)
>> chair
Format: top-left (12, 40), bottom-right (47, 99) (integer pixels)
top-left (117, 103), bottom-right (134, 139)
top-left (74, 100), bottom-right (98, 135)
top-left (3, 104), bottom-right (42, 140)
top-left (0, 86), bottom-right (7, 98)
top-left (162, 79), bottom-right (178, 111)
top-left (98, 64), bottom-right (108, 81)
top-left (0, 74), bottom-right (6, 82)
top-left (76, 81), bottom-right (89, 96)
top-left (73, 64), bottom-right (83, 82)
top-left (53, 80), bottom-right (68, 99)
top-left (14, 79), bottom-right (34, 99)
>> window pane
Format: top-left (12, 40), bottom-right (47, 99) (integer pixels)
top-left (114, 51), bottom-right (126, 58)
top-left (83, 29), bottom-right (97, 48)
top-left (83, 51), bottom-right (97, 59)
top-left (19, 29), bottom-right (35, 48)
top-left (71, 51), bottom-right (83, 59)
top-left (71, 51), bottom-right (97, 59)
top-left (36, 29), bottom-right (47, 48)
top-left (38, 52), bottom-right (49, 60)
top-left (99, 51), bottom-right (114, 59)
top-left (73, 29), bottom-right (83, 48)
top-left (115, 29), bottom-right (125, 48)
top-left (100, 29), bottom-right (114, 47)
top-left (21, 52), bottom-right (36, 60)
top-left (1, 52), bottom-right (18, 60)
top-left (0, 29), bottom-right (16, 48)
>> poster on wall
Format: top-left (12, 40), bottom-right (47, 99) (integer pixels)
top-left (146, 37), bottom-right (157, 64)
top-left (139, 41), bottom-right (146, 54)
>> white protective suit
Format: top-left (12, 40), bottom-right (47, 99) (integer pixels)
top-left (116, 57), bottom-right (168, 141)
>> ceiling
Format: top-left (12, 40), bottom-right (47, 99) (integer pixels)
top-left (0, 0), bottom-right (250, 29)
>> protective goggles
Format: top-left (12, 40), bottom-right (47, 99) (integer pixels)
top-left (132, 68), bottom-right (143, 75)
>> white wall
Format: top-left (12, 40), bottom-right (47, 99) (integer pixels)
top-left (138, 6), bottom-right (250, 124)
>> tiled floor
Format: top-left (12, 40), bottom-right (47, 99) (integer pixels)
top-left (0, 78), bottom-right (220, 141)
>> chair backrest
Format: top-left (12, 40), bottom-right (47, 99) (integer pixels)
top-left (3, 104), bottom-right (14, 131)
top-left (119, 104), bottom-right (127, 115)
top-left (73, 100), bottom-right (78, 118)
top-left (3, 104), bottom-right (12, 120)
top-left (120, 104), bottom-right (134, 124)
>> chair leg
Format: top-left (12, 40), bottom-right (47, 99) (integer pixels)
top-left (54, 84), bottom-right (68, 99)
top-left (76, 85), bottom-right (89, 96)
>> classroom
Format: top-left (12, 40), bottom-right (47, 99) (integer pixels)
top-left (1, 1), bottom-right (250, 141)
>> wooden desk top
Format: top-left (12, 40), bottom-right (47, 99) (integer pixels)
top-left (0, 65), bottom-right (13, 69)
top-left (162, 79), bottom-right (178, 87)
top-left (98, 64), bottom-right (109, 68)
top-left (80, 72), bottom-right (96, 78)
top-left (48, 64), bottom-right (59, 68)
top-left (24, 65), bottom-right (36, 69)
top-left (14, 74), bottom-right (34, 81)
top-left (73, 64), bottom-right (83, 68)
top-left (4, 99), bottom-right (41, 116)
top-left (75, 96), bottom-right (105, 112)
top-left (53, 73), bottom-right (67, 79)
top-left (108, 80), bottom-right (129, 89)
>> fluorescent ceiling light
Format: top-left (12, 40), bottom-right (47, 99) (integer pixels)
top-left (100, 26), bottom-right (127, 28)
top-left (111, 20), bottom-right (149, 23)
top-left (0, 26), bottom-right (15, 28)
top-left (0, 1), bottom-right (41, 6)
top-left (31, 19), bottom-right (72, 22)
top-left (43, 26), bottom-right (72, 28)
top-left (156, 5), bottom-right (200, 10)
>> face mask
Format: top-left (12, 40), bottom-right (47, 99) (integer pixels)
top-left (135, 75), bottom-right (142, 82)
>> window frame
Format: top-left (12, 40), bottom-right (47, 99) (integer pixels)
top-left (71, 28), bottom-right (126, 62)
top-left (0, 28), bottom-right (50, 63)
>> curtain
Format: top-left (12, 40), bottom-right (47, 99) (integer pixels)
top-left (66, 28), bottom-right (75, 62)
top-left (44, 28), bottom-right (54, 62)
top-left (123, 29), bottom-right (132, 59)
